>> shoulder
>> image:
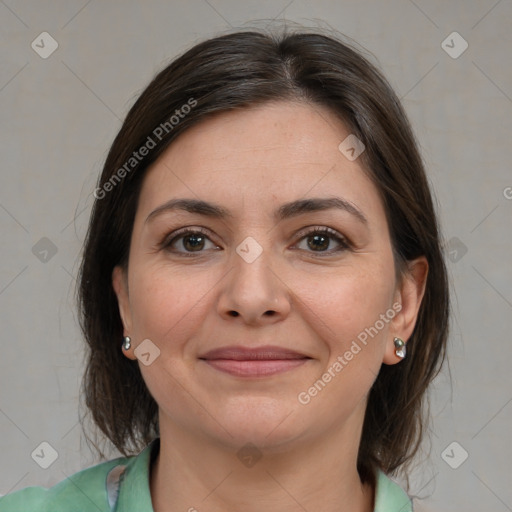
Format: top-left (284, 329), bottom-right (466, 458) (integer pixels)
top-left (373, 469), bottom-right (413, 512)
top-left (0, 456), bottom-right (131, 512)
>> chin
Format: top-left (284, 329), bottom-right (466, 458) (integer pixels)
top-left (208, 396), bottom-right (306, 450)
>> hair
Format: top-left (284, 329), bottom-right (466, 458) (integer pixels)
top-left (77, 26), bottom-right (449, 486)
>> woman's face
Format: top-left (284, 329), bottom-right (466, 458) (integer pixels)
top-left (113, 101), bottom-right (424, 451)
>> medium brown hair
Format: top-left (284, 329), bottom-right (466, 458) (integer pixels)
top-left (77, 27), bottom-right (449, 485)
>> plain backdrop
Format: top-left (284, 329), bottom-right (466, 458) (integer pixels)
top-left (1, 1), bottom-right (511, 511)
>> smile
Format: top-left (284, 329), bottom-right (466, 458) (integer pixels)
top-left (199, 345), bottom-right (311, 377)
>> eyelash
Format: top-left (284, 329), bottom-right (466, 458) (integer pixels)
top-left (159, 226), bottom-right (351, 257)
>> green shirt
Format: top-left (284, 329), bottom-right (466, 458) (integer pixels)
top-left (0, 438), bottom-right (413, 511)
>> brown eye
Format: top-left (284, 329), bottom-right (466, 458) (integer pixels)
top-left (295, 227), bottom-right (350, 254)
top-left (307, 233), bottom-right (330, 251)
top-left (162, 228), bottom-right (220, 256)
top-left (181, 233), bottom-right (206, 251)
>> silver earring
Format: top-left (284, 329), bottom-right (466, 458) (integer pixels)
top-left (393, 337), bottom-right (406, 359)
top-left (123, 336), bottom-right (131, 350)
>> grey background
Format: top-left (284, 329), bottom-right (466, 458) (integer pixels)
top-left (1, 1), bottom-right (511, 510)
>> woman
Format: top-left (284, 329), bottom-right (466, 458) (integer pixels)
top-left (0, 27), bottom-right (449, 511)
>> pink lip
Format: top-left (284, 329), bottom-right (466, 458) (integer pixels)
top-left (199, 345), bottom-right (311, 377)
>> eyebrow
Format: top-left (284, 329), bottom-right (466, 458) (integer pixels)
top-left (144, 197), bottom-right (368, 225)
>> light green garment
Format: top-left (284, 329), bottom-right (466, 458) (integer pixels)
top-left (0, 438), bottom-right (412, 511)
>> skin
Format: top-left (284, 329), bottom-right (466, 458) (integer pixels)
top-left (112, 100), bottom-right (427, 512)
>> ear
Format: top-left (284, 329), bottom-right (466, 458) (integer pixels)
top-left (112, 265), bottom-right (136, 359)
top-left (383, 256), bottom-right (428, 365)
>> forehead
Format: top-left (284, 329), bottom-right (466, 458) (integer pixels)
top-left (135, 101), bottom-right (385, 224)
top-left (158, 101), bottom-right (350, 173)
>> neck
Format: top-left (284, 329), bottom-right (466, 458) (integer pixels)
top-left (150, 415), bottom-right (375, 512)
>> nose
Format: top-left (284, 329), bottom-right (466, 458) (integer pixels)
top-left (217, 244), bottom-right (291, 326)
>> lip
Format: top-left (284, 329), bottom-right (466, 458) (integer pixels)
top-left (199, 345), bottom-right (311, 377)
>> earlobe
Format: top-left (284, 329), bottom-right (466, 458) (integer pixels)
top-left (112, 266), bottom-right (137, 360)
top-left (383, 256), bottom-right (428, 365)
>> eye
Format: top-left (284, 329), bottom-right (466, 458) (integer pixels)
top-left (160, 226), bottom-right (351, 257)
top-left (294, 226), bottom-right (350, 254)
top-left (161, 228), bottom-right (220, 256)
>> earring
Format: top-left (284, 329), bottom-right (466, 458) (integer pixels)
top-left (122, 336), bottom-right (131, 350)
top-left (393, 337), bottom-right (406, 359)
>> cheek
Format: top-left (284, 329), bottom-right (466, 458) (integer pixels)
top-left (296, 260), bottom-right (395, 351)
top-left (128, 263), bottom-right (214, 347)
top-left (294, 265), bottom-right (395, 416)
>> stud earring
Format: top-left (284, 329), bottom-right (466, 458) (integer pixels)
top-left (393, 337), bottom-right (406, 359)
top-left (122, 336), bottom-right (131, 350)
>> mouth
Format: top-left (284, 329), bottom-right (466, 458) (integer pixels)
top-left (199, 345), bottom-right (312, 378)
